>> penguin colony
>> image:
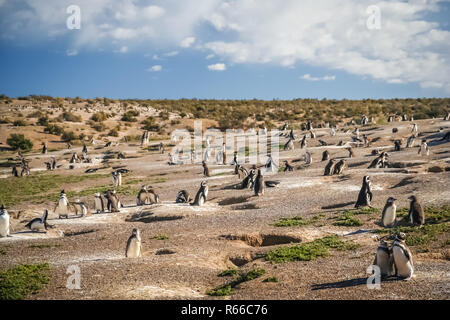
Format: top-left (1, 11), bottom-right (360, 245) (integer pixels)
top-left (1, 112), bottom-right (448, 292)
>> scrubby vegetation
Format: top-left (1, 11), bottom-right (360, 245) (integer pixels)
top-left (333, 211), bottom-right (363, 227)
top-left (266, 235), bottom-right (359, 263)
top-left (273, 215), bottom-right (321, 227)
top-left (207, 268), bottom-right (266, 296)
top-left (0, 263), bottom-right (51, 300)
top-left (6, 134), bottom-right (33, 152)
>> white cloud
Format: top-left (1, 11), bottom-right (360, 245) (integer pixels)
top-left (0, 0), bottom-right (449, 92)
top-left (206, 54), bottom-right (215, 59)
top-left (66, 49), bottom-right (78, 56)
top-left (148, 65), bottom-right (162, 72)
top-left (208, 63), bottom-right (226, 71)
top-left (164, 51), bottom-right (179, 57)
top-left (116, 46), bottom-right (128, 53)
top-left (301, 74), bottom-right (336, 81)
top-left (180, 36), bottom-right (195, 48)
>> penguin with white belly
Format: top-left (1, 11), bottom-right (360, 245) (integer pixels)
top-left (0, 205), bottom-right (10, 237)
top-left (125, 228), bottom-right (142, 258)
top-left (25, 209), bottom-right (49, 232)
top-left (392, 233), bottom-right (414, 280)
top-left (373, 239), bottom-right (395, 278)
top-left (381, 197), bottom-right (397, 228)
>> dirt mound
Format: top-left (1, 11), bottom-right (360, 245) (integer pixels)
top-left (221, 233), bottom-right (302, 247)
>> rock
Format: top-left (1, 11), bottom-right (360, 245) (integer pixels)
top-left (428, 166), bottom-right (444, 173)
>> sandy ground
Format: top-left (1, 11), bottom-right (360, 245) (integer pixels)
top-left (0, 117), bottom-right (449, 300)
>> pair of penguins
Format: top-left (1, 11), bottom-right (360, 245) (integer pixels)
top-left (54, 190), bottom-right (88, 219)
top-left (94, 190), bottom-right (123, 213)
top-left (355, 176), bottom-right (425, 227)
top-left (323, 158), bottom-right (346, 176)
top-left (136, 185), bottom-right (159, 206)
top-left (176, 181), bottom-right (209, 206)
top-left (374, 233), bottom-right (414, 280)
top-left (0, 205), bottom-right (50, 235)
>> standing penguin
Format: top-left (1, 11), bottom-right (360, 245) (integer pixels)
top-left (254, 169), bottom-right (265, 196)
top-left (94, 192), bottom-right (105, 213)
top-left (25, 209), bottom-right (49, 232)
top-left (82, 144), bottom-right (88, 154)
top-left (284, 138), bottom-right (295, 151)
top-left (305, 150), bottom-right (312, 165)
top-left (104, 191), bottom-right (120, 213)
top-left (381, 197), bottom-right (397, 227)
top-left (191, 181), bottom-right (208, 206)
top-left (408, 195), bottom-right (425, 226)
top-left (333, 159), bottom-right (346, 175)
top-left (283, 160), bottom-right (294, 172)
top-left (355, 176), bottom-right (373, 208)
top-left (394, 140), bottom-right (402, 152)
top-left (373, 239), bottom-right (395, 278)
top-left (125, 228), bottom-right (142, 258)
top-left (242, 169), bottom-right (256, 189)
top-left (406, 135), bottom-right (416, 148)
top-left (324, 159), bottom-right (336, 176)
top-left (300, 135), bottom-right (307, 149)
top-left (418, 140), bottom-right (430, 156)
top-left (54, 190), bottom-right (70, 219)
top-left (146, 186), bottom-right (160, 204)
top-left (136, 186), bottom-right (148, 206)
top-left (346, 147), bottom-right (354, 158)
top-left (322, 150), bottom-right (330, 162)
top-left (12, 165), bottom-right (18, 177)
top-left (392, 233), bottom-right (414, 280)
top-left (42, 142), bottom-right (47, 154)
top-left (202, 161), bottom-right (211, 177)
top-left (73, 200), bottom-right (88, 217)
top-left (0, 205), bottom-right (10, 237)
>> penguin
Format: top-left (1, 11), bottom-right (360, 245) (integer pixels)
top-left (254, 169), bottom-right (265, 196)
top-left (319, 140), bottom-right (328, 146)
top-left (70, 153), bottom-right (78, 164)
top-left (111, 190), bottom-right (123, 208)
top-left (373, 239), bottom-right (395, 278)
top-left (418, 140), bottom-right (430, 156)
top-left (346, 147), bottom-right (354, 158)
top-left (159, 142), bottom-right (164, 154)
top-left (12, 165), bottom-right (18, 177)
top-left (125, 228), bottom-right (142, 258)
top-left (42, 142), bottom-right (47, 154)
top-left (0, 205), bottom-right (10, 237)
top-left (324, 159), bottom-right (336, 176)
top-left (355, 176), bottom-right (373, 208)
top-left (176, 190), bottom-right (191, 203)
top-left (411, 123), bottom-right (418, 134)
top-left (104, 191), bottom-right (120, 213)
top-left (305, 151), bottom-right (312, 165)
top-left (322, 150), bottom-right (330, 162)
top-left (394, 140), bottom-right (402, 152)
top-left (310, 130), bottom-right (316, 139)
top-left (284, 138), bottom-right (295, 151)
top-left (202, 161), bottom-right (211, 177)
top-left (408, 195), bottom-right (425, 226)
top-left (146, 186), bottom-right (160, 204)
top-left (94, 192), bottom-right (105, 213)
top-left (265, 155), bottom-right (278, 173)
top-left (73, 200), bottom-right (88, 217)
top-left (82, 144), bottom-right (88, 154)
top-left (191, 181), bottom-right (208, 206)
top-left (330, 127), bottom-right (336, 137)
top-left (222, 143), bottom-right (227, 165)
top-left (55, 190), bottom-right (70, 219)
top-left (238, 165), bottom-right (249, 179)
top-left (392, 233), bottom-right (414, 280)
top-left (406, 135), bottom-right (416, 148)
top-left (242, 169), bottom-right (256, 189)
top-left (300, 135), bottom-right (307, 149)
top-left (25, 209), bottom-right (49, 232)
top-left (333, 159), bottom-right (346, 175)
top-left (381, 197), bottom-right (397, 227)
top-left (284, 160), bottom-right (294, 172)
top-left (136, 186), bottom-right (148, 206)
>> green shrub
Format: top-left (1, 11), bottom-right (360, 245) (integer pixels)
top-left (62, 112), bottom-right (82, 122)
top-left (91, 111), bottom-right (109, 122)
top-left (61, 131), bottom-right (76, 142)
top-left (6, 134), bottom-right (33, 152)
top-left (13, 119), bottom-right (27, 126)
top-left (44, 124), bottom-right (64, 135)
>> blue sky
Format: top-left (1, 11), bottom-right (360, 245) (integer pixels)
top-left (0, 0), bottom-right (449, 100)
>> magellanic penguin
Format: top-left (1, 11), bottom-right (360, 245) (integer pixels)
top-left (0, 205), bottom-right (10, 237)
top-left (146, 186), bottom-right (160, 204)
top-left (418, 140), bottom-right (430, 156)
top-left (381, 197), bottom-right (397, 227)
top-left (324, 159), bottom-right (336, 176)
top-left (202, 161), bottom-right (211, 177)
top-left (392, 233), bottom-right (414, 280)
top-left (304, 151), bottom-right (312, 165)
top-left (373, 239), bottom-right (395, 278)
top-left (333, 159), bottom-right (346, 175)
top-left (73, 200), bottom-right (88, 217)
top-left (25, 209), bottom-right (49, 232)
top-left (94, 192), bottom-right (105, 213)
top-left (355, 176), bottom-right (373, 208)
top-left (284, 160), bottom-right (294, 172)
top-left (346, 147), bottom-right (354, 158)
top-left (136, 186), bottom-right (148, 206)
top-left (176, 190), bottom-right (191, 203)
top-left (104, 191), bottom-right (120, 213)
top-left (191, 181), bottom-right (208, 206)
top-left (408, 195), bottom-right (425, 226)
top-left (254, 169), bottom-right (265, 196)
top-left (242, 169), bottom-right (256, 189)
top-left (300, 135), bottom-right (307, 149)
top-left (125, 228), bottom-right (142, 258)
top-left (54, 190), bottom-right (70, 219)
top-left (322, 150), bottom-right (330, 162)
top-left (284, 138), bottom-right (295, 151)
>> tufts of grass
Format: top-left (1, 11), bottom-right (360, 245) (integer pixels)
top-left (0, 249), bottom-right (7, 256)
top-left (352, 207), bottom-right (378, 215)
top-left (263, 277), bottom-right (279, 283)
top-left (152, 235), bottom-right (169, 240)
top-left (0, 263), bottom-right (51, 300)
top-left (28, 244), bottom-right (60, 249)
top-left (273, 215), bottom-right (320, 227)
top-left (266, 235), bottom-right (359, 263)
top-left (333, 211), bottom-right (363, 227)
top-left (207, 268), bottom-right (266, 296)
